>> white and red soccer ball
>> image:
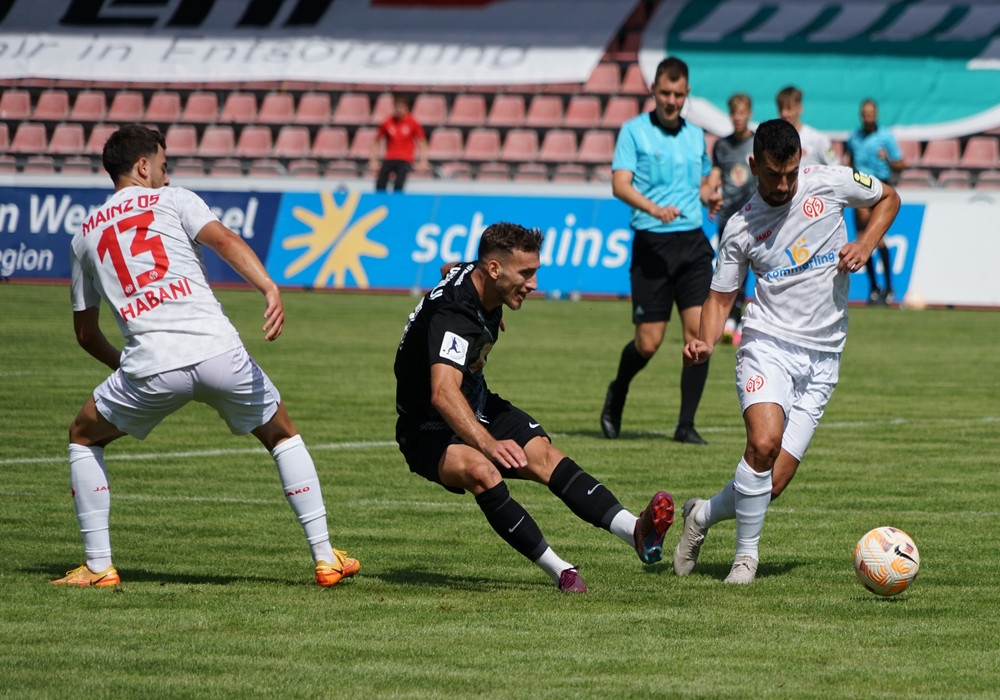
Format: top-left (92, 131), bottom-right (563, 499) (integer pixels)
top-left (854, 526), bottom-right (920, 596)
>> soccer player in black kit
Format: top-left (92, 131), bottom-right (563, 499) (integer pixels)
top-left (394, 221), bottom-right (674, 592)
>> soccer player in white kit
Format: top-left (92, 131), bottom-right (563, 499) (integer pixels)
top-left (673, 119), bottom-right (900, 584)
top-left (776, 86), bottom-right (838, 167)
top-left (53, 125), bottom-right (359, 588)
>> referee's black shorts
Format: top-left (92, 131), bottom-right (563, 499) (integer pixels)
top-left (630, 228), bottom-right (714, 324)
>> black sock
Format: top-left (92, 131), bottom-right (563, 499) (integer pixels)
top-left (547, 457), bottom-right (624, 529)
top-left (678, 360), bottom-right (709, 428)
top-left (614, 341), bottom-right (649, 392)
top-left (475, 482), bottom-right (548, 562)
top-left (878, 246), bottom-right (892, 293)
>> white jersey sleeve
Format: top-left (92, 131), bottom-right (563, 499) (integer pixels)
top-left (69, 186), bottom-right (243, 378)
top-left (712, 165), bottom-right (883, 352)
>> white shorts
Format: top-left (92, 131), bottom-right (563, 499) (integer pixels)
top-left (93, 346), bottom-right (281, 440)
top-left (734, 329), bottom-right (840, 460)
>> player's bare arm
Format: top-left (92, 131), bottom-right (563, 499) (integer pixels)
top-left (700, 175), bottom-right (723, 216)
top-left (612, 169), bottom-right (679, 223)
top-left (837, 181), bottom-right (901, 274)
top-left (72, 307), bottom-right (121, 371)
top-left (195, 221), bottom-right (285, 341)
top-left (684, 289), bottom-right (737, 365)
top-left (429, 362), bottom-right (528, 469)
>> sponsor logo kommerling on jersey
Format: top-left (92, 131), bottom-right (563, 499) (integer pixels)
top-left (665, 2), bottom-right (996, 60)
top-left (765, 236), bottom-right (835, 280)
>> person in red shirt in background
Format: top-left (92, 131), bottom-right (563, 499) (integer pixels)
top-left (369, 93), bottom-right (429, 192)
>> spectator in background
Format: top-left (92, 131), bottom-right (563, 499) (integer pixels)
top-left (370, 93), bottom-right (429, 192)
top-left (601, 56), bottom-right (722, 445)
top-left (709, 92), bottom-right (757, 346)
top-left (845, 99), bottom-right (905, 305)
top-left (776, 86), bottom-right (837, 167)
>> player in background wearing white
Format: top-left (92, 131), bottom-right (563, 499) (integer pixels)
top-left (674, 119), bottom-right (900, 584)
top-left (54, 125), bottom-right (358, 588)
top-left (776, 86), bottom-right (837, 167)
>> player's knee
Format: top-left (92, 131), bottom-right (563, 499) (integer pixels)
top-left (634, 335), bottom-right (661, 357)
top-left (747, 435), bottom-right (782, 466)
top-left (461, 460), bottom-right (503, 492)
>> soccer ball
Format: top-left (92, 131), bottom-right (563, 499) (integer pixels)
top-left (854, 527), bottom-right (920, 596)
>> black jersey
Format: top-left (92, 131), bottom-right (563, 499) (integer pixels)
top-left (394, 263), bottom-right (503, 430)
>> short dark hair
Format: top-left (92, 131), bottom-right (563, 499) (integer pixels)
top-left (653, 56), bottom-right (689, 85)
top-left (776, 86), bottom-right (802, 109)
top-left (753, 119), bottom-right (801, 163)
top-left (102, 125), bottom-right (165, 182)
top-left (477, 222), bottom-right (543, 261)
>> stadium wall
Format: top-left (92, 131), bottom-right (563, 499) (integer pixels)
top-left (0, 175), bottom-right (995, 308)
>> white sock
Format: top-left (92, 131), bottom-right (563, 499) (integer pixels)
top-left (68, 444), bottom-right (113, 572)
top-left (698, 479), bottom-right (737, 528)
top-left (534, 547), bottom-right (576, 584)
top-left (733, 458), bottom-right (772, 561)
top-left (609, 509), bottom-right (639, 546)
top-left (272, 435), bottom-right (334, 564)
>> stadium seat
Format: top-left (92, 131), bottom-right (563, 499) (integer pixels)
top-left (463, 127), bottom-right (501, 161)
top-left (897, 139), bottom-right (921, 165)
top-left (525, 95), bottom-right (564, 129)
top-left (0, 88), bottom-right (32, 120)
top-left (165, 124), bottom-right (199, 157)
top-left (69, 91), bottom-right (107, 123)
top-left (499, 128), bottom-right (538, 163)
top-left (197, 125), bottom-right (236, 158)
top-left (538, 129), bottom-right (578, 163)
top-left (10, 122), bottom-right (47, 154)
top-left (552, 163), bottom-right (588, 182)
top-left (332, 93), bottom-right (371, 126)
top-left (919, 138), bottom-right (960, 168)
top-left (369, 92), bottom-right (396, 125)
top-left (60, 156), bottom-right (96, 174)
top-left (22, 155), bottom-right (56, 174)
top-left (145, 91), bottom-right (182, 125)
top-left (513, 162), bottom-right (549, 182)
top-left (896, 168), bottom-right (934, 188)
top-left (642, 96), bottom-right (655, 113)
top-left (0, 122), bottom-right (7, 151)
top-left (47, 123), bottom-right (86, 155)
top-left (349, 127), bottom-right (378, 160)
top-left (32, 89), bottom-right (70, 121)
top-left (235, 125), bottom-right (273, 158)
top-left (209, 158), bottom-right (243, 176)
top-left (273, 125), bottom-right (312, 159)
top-left (0, 154), bottom-right (15, 173)
top-left (600, 96), bottom-right (639, 129)
top-left (960, 136), bottom-right (1000, 169)
top-left (294, 92), bottom-right (332, 125)
top-left (427, 127), bottom-right (464, 161)
top-left (181, 91), bottom-right (219, 123)
top-left (563, 95), bottom-right (602, 130)
top-left (577, 130), bottom-right (615, 164)
top-left (412, 93), bottom-right (448, 128)
top-left (476, 162), bottom-right (510, 181)
top-left (486, 94), bottom-right (526, 128)
top-left (107, 90), bottom-right (145, 122)
top-left (583, 63), bottom-right (621, 95)
top-left (590, 164), bottom-right (613, 183)
top-left (325, 159), bottom-right (360, 178)
top-left (256, 92), bottom-right (295, 125)
top-left (309, 126), bottom-right (349, 160)
top-left (170, 157), bottom-right (207, 177)
top-left (85, 123), bottom-right (118, 156)
top-left (219, 92), bottom-right (258, 123)
top-left (438, 161), bottom-right (473, 180)
top-left (620, 64), bottom-right (649, 96)
top-left (975, 170), bottom-right (1000, 189)
top-left (247, 158), bottom-right (285, 177)
top-left (287, 159), bottom-right (322, 177)
top-left (937, 169), bottom-right (972, 189)
top-left (447, 94), bottom-right (487, 128)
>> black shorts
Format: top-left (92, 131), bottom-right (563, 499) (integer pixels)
top-left (395, 392), bottom-right (549, 494)
top-left (630, 228), bottom-right (714, 323)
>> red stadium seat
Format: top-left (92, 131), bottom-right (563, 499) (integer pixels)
top-left (47, 123), bottom-right (86, 155)
top-left (0, 122), bottom-right (8, 151)
top-left (60, 156), bottom-right (96, 174)
top-left (23, 155), bottom-right (57, 174)
top-left (499, 129), bottom-right (538, 163)
top-left (0, 154), bottom-right (15, 173)
top-left (85, 124), bottom-right (119, 156)
top-left (552, 163), bottom-right (588, 182)
top-left (975, 170), bottom-right (1000, 189)
top-left (620, 64), bottom-right (649, 96)
top-left (896, 168), bottom-right (934, 188)
top-left (332, 93), bottom-right (371, 126)
top-left (33, 89), bottom-right (70, 121)
top-left (577, 130), bottom-right (615, 164)
top-left (70, 91), bottom-right (107, 123)
top-left (349, 127), bottom-right (378, 160)
top-left (563, 96), bottom-right (602, 130)
top-left (438, 161), bottom-right (473, 180)
top-left (937, 169), bottom-right (972, 189)
top-left (412, 93), bottom-right (448, 128)
top-left (538, 129), bottom-right (577, 163)
top-left (197, 125), bottom-right (236, 158)
top-left (310, 126), bottom-right (350, 159)
top-left (897, 139), bottom-right (921, 165)
top-left (960, 136), bottom-right (1000, 169)
top-left (10, 122), bottom-right (47, 154)
top-left (600, 96), bottom-right (639, 130)
top-left (256, 92), bottom-right (295, 125)
top-left (325, 159), bottom-right (360, 178)
top-left (235, 125), bottom-right (273, 158)
top-left (287, 159), bottom-right (323, 177)
top-left (513, 162), bottom-right (549, 182)
top-left (463, 127), bottom-right (501, 161)
top-left (919, 138), bottom-right (960, 168)
top-left (583, 63), bottom-right (621, 95)
top-left (476, 162), bottom-right (510, 181)
top-left (447, 94), bottom-right (487, 128)
top-left (427, 127), bottom-right (464, 161)
top-left (181, 92), bottom-right (219, 123)
top-left (370, 92), bottom-right (395, 125)
top-left (273, 125), bottom-right (312, 159)
top-left (107, 90), bottom-right (145, 122)
top-left (219, 92), bottom-right (258, 123)
top-left (209, 158), bottom-right (243, 176)
top-left (525, 95), bottom-right (563, 129)
top-left (0, 88), bottom-right (32, 120)
top-left (294, 92), bottom-right (332, 125)
top-left (165, 124), bottom-right (199, 157)
top-left (486, 94), bottom-right (526, 128)
top-left (145, 91), bottom-right (182, 125)
top-left (171, 157), bottom-right (207, 177)
top-left (247, 158), bottom-right (285, 177)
